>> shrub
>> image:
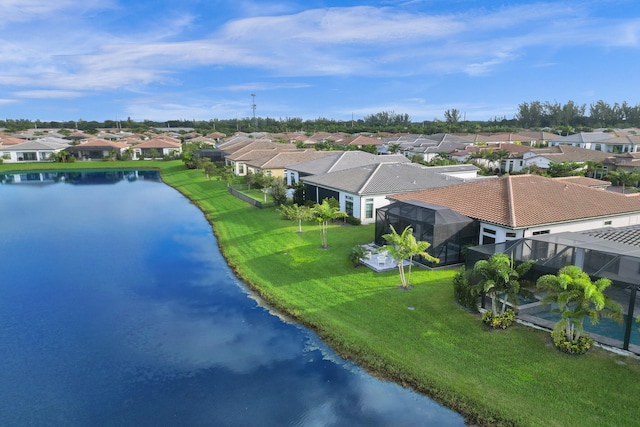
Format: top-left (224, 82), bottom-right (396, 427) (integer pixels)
top-left (482, 308), bottom-right (515, 329)
top-left (452, 267), bottom-right (478, 312)
top-left (348, 245), bottom-right (367, 267)
top-left (551, 329), bottom-right (594, 355)
top-left (344, 215), bottom-right (361, 226)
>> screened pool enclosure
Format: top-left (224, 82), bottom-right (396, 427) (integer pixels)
top-left (466, 228), bottom-right (640, 355)
top-left (375, 200), bottom-right (479, 267)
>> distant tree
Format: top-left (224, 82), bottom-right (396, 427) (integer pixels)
top-left (516, 101), bottom-right (544, 128)
top-left (219, 165), bottom-right (235, 187)
top-left (292, 181), bottom-right (305, 206)
top-left (547, 161), bottom-right (583, 177)
top-left (444, 109), bottom-right (461, 130)
top-left (387, 143), bottom-right (402, 154)
top-left (204, 161), bottom-right (216, 180)
top-left (245, 171), bottom-right (257, 190)
top-left (269, 179), bottom-right (288, 205)
top-left (605, 169), bottom-right (639, 193)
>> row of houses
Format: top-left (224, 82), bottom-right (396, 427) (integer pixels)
top-left (214, 136), bottom-right (640, 274)
top-left (0, 136), bottom-right (183, 162)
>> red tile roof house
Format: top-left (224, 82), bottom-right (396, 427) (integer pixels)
top-left (133, 139), bottom-right (182, 159)
top-left (221, 142), bottom-right (299, 176)
top-left (67, 139), bottom-right (131, 161)
top-left (387, 174), bottom-right (640, 245)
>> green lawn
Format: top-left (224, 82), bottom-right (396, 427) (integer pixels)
top-left (4, 160), bottom-right (640, 427)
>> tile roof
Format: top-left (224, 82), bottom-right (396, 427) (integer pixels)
top-left (302, 162), bottom-right (474, 195)
top-left (2, 140), bottom-right (71, 151)
top-left (389, 174), bottom-right (640, 228)
top-left (75, 139), bottom-right (130, 149)
top-left (552, 176), bottom-right (611, 187)
top-left (288, 151), bottom-right (409, 175)
top-left (245, 150), bottom-right (336, 168)
top-left (530, 145), bottom-right (613, 162)
top-left (334, 135), bottom-right (383, 146)
top-left (550, 132), bottom-right (616, 144)
top-left (135, 139), bottom-right (182, 149)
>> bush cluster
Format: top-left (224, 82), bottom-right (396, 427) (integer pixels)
top-left (481, 309), bottom-right (515, 329)
top-left (551, 329), bottom-right (594, 355)
top-left (452, 267), bottom-right (478, 312)
top-left (344, 215), bottom-right (362, 226)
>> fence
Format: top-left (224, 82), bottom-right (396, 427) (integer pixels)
top-left (228, 185), bottom-right (275, 209)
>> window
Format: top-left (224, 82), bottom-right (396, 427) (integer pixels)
top-left (482, 236), bottom-right (496, 244)
top-left (365, 198), bottom-right (374, 219)
top-left (532, 230), bottom-right (550, 235)
top-left (345, 201), bottom-right (354, 216)
top-left (482, 228), bottom-right (496, 235)
top-left (506, 232), bottom-right (517, 238)
top-left (604, 220), bottom-right (612, 226)
top-left (238, 164), bottom-right (244, 174)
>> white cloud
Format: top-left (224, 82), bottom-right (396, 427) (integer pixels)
top-left (13, 90), bottom-right (85, 99)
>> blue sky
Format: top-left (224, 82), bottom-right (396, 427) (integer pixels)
top-left (2, 0), bottom-right (640, 123)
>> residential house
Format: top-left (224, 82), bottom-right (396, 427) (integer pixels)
top-left (387, 174), bottom-right (640, 245)
top-left (548, 132), bottom-right (617, 150)
top-left (67, 139), bottom-right (131, 160)
top-left (1, 140), bottom-right (71, 163)
top-left (504, 145), bottom-right (612, 174)
top-left (301, 163), bottom-right (481, 225)
top-left (222, 142), bottom-right (299, 176)
top-left (134, 139), bottom-right (182, 159)
top-left (243, 150), bottom-right (337, 180)
top-left (285, 151), bottom-right (409, 186)
top-left (332, 134), bottom-right (383, 149)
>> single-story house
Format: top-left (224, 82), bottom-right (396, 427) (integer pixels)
top-left (387, 174), bottom-right (640, 245)
top-left (301, 163), bottom-right (481, 225)
top-left (243, 150), bottom-right (337, 180)
top-left (66, 139), bottom-right (131, 160)
top-left (503, 145), bottom-right (613, 174)
top-left (285, 151), bottom-right (409, 186)
top-left (133, 139), bottom-right (182, 159)
top-left (1, 140), bottom-right (71, 163)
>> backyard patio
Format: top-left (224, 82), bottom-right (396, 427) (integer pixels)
top-left (359, 243), bottom-right (410, 272)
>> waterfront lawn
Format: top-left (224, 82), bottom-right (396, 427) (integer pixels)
top-left (5, 161), bottom-right (640, 427)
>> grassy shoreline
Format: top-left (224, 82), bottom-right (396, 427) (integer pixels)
top-left (4, 161), bottom-right (640, 426)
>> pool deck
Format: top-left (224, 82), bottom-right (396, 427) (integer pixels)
top-left (359, 243), bottom-right (410, 273)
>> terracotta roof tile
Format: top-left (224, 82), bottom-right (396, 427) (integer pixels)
top-left (390, 174), bottom-right (640, 228)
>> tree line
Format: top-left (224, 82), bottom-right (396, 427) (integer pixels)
top-left (2, 100), bottom-right (639, 135)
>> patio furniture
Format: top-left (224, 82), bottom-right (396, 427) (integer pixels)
top-left (377, 252), bottom-right (387, 265)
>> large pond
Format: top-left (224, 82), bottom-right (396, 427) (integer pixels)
top-left (0, 170), bottom-right (465, 426)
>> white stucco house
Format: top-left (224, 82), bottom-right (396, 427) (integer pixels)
top-left (1, 140), bottom-right (70, 163)
top-left (301, 162), bottom-right (482, 225)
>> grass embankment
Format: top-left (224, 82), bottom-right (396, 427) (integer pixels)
top-left (5, 161), bottom-right (640, 426)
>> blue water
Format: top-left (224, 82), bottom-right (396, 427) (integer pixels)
top-left (0, 171), bottom-right (465, 426)
top-left (533, 308), bottom-right (639, 346)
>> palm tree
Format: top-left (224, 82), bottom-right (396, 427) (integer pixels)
top-left (536, 265), bottom-right (622, 344)
top-left (278, 204), bottom-right (313, 233)
top-left (311, 199), bottom-right (347, 249)
top-left (388, 143), bottom-right (402, 154)
top-left (471, 253), bottom-right (533, 315)
top-left (605, 169), bottom-right (639, 194)
top-left (379, 225), bottom-right (439, 289)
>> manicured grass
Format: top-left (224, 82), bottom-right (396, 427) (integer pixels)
top-left (5, 161), bottom-right (640, 426)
